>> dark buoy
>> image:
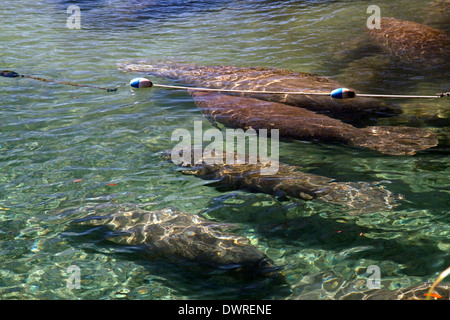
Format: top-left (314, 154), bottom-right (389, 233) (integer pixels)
top-left (1, 71), bottom-right (20, 78)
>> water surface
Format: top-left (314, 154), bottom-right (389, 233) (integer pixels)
top-left (0, 0), bottom-right (449, 299)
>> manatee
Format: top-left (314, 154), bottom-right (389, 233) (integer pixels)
top-left (73, 206), bottom-right (285, 281)
top-left (165, 149), bottom-right (400, 214)
top-left (120, 62), bottom-right (438, 155)
top-left (367, 17), bottom-right (450, 67)
top-left (189, 90), bottom-right (438, 156)
top-left (425, 0), bottom-right (450, 33)
top-left (119, 61), bottom-right (402, 123)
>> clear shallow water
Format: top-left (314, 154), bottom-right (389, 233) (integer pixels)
top-left (0, 0), bottom-right (449, 299)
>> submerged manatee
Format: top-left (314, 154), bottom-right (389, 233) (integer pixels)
top-left (367, 17), bottom-right (450, 66)
top-left (74, 206), bottom-right (285, 281)
top-left (119, 62), bottom-right (438, 155)
top-left (425, 0), bottom-right (450, 33)
top-left (190, 90), bottom-right (438, 156)
top-left (119, 61), bottom-right (401, 123)
top-left (165, 149), bottom-right (400, 214)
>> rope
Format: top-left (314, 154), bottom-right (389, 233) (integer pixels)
top-left (149, 82), bottom-right (448, 99)
top-left (1, 70), bottom-right (120, 92)
top-left (151, 83), bottom-right (335, 96)
top-left (355, 93), bottom-right (444, 99)
top-left (2, 70), bottom-right (448, 99)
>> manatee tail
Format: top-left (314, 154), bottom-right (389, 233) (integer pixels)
top-left (353, 126), bottom-right (438, 156)
top-left (316, 181), bottom-right (400, 214)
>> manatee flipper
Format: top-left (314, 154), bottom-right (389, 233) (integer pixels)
top-left (189, 90), bottom-right (438, 155)
top-left (355, 126), bottom-right (439, 156)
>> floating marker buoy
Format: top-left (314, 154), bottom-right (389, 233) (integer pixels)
top-left (330, 88), bottom-right (356, 99)
top-left (1, 70), bottom-right (19, 77)
top-left (130, 77), bottom-right (153, 89)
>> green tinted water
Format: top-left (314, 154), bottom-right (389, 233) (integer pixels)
top-left (0, 0), bottom-right (448, 299)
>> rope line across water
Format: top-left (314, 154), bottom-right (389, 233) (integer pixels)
top-left (1, 70), bottom-right (448, 99)
top-left (1, 70), bottom-right (121, 92)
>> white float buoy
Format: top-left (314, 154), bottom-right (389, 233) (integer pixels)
top-left (330, 88), bottom-right (356, 99)
top-left (130, 77), bottom-right (153, 89)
